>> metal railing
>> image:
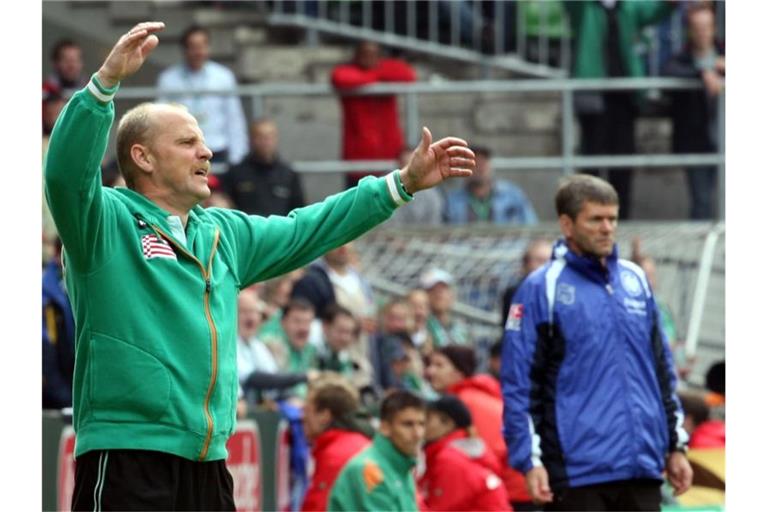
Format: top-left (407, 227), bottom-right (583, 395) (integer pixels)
top-left (265, 1), bottom-right (719, 79)
top-left (118, 76), bottom-right (725, 219)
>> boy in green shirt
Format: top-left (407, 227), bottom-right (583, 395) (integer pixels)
top-left (329, 391), bottom-right (426, 511)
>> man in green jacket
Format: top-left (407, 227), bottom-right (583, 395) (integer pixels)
top-left (328, 390), bottom-right (426, 511)
top-left (44, 22), bottom-right (475, 511)
top-left (565, 1), bottom-right (674, 219)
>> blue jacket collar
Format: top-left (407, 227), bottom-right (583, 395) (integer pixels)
top-left (553, 238), bottom-right (619, 284)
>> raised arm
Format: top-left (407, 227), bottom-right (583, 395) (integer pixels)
top-left (44, 22), bottom-right (165, 272)
top-left (220, 127), bottom-right (475, 287)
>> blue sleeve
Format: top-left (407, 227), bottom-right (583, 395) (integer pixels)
top-left (521, 195), bottom-right (539, 225)
top-left (42, 323), bottom-right (72, 409)
top-left (500, 277), bottom-right (544, 474)
top-left (648, 292), bottom-right (689, 452)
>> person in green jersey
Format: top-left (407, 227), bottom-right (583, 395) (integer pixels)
top-left (44, 22), bottom-right (475, 511)
top-left (328, 390), bottom-right (426, 511)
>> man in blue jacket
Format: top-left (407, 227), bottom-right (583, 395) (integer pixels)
top-left (500, 175), bottom-right (692, 511)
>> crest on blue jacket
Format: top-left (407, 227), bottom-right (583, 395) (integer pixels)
top-left (620, 271), bottom-right (643, 297)
top-left (556, 283), bottom-right (575, 305)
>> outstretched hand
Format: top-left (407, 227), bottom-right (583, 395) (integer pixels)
top-left (96, 21), bottom-right (166, 88)
top-left (399, 127), bottom-right (475, 193)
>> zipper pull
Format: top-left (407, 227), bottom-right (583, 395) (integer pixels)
top-left (205, 279), bottom-right (211, 293)
top-left (606, 284), bottom-right (614, 295)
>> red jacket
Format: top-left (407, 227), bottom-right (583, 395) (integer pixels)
top-left (448, 375), bottom-right (531, 504)
top-left (331, 58), bottom-right (416, 166)
top-left (419, 430), bottom-right (511, 511)
top-left (301, 428), bottom-right (370, 511)
top-left (690, 420), bottom-right (725, 449)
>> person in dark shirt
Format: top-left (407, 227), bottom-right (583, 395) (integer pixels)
top-left (220, 118), bottom-right (305, 216)
top-left (663, 2), bottom-right (724, 220)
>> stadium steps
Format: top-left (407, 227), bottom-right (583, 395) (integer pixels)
top-left (44, 1), bottom-right (689, 220)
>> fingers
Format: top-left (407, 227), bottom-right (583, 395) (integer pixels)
top-left (122, 22), bottom-right (165, 46)
top-left (432, 135), bottom-right (469, 150)
top-left (447, 151), bottom-right (475, 177)
top-left (140, 35), bottom-right (160, 58)
top-left (449, 156), bottom-right (475, 168)
top-left (446, 146), bottom-right (475, 159)
top-left (129, 21), bottom-right (166, 35)
top-left (418, 126), bottom-right (433, 153)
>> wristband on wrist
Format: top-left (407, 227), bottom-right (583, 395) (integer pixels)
top-left (385, 170), bottom-right (412, 207)
top-left (87, 73), bottom-right (120, 103)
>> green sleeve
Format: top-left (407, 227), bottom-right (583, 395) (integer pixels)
top-left (44, 83), bottom-right (118, 272)
top-left (214, 173), bottom-right (412, 288)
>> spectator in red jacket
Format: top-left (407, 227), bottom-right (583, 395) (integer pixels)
top-left (301, 373), bottom-right (372, 511)
top-left (426, 344), bottom-right (533, 509)
top-left (420, 395), bottom-right (511, 511)
top-left (331, 41), bottom-right (417, 187)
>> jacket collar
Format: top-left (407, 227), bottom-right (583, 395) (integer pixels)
top-left (424, 429), bottom-right (466, 461)
top-left (313, 428), bottom-right (366, 454)
top-left (447, 374), bottom-right (502, 399)
top-left (372, 433), bottom-right (416, 474)
top-left (553, 238), bottom-right (619, 285)
top-left (112, 187), bottom-right (207, 236)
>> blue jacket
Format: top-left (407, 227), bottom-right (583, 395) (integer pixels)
top-left (500, 240), bottom-right (687, 490)
top-left (444, 180), bottom-right (538, 225)
top-left (42, 260), bottom-right (76, 409)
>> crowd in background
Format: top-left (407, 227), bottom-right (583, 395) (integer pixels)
top-left (42, 227), bottom-right (725, 510)
top-left (42, 1), bottom-right (725, 510)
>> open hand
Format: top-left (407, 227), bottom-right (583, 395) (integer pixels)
top-left (399, 127), bottom-right (475, 193)
top-left (96, 21), bottom-right (166, 88)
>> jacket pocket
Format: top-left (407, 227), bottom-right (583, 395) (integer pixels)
top-left (89, 333), bottom-right (171, 423)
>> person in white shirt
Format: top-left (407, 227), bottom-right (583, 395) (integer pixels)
top-left (157, 25), bottom-right (248, 173)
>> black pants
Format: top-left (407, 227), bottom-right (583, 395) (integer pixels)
top-left (545, 478), bottom-right (662, 512)
top-left (72, 449), bottom-right (235, 511)
top-left (578, 92), bottom-right (637, 220)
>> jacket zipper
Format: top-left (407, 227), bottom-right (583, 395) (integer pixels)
top-left (605, 273), bottom-right (641, 475)
top-left (147, 222), bottom-right (221, 461)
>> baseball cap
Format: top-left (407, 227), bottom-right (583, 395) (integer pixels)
top-left (419, 268), bottom-right (454, 290)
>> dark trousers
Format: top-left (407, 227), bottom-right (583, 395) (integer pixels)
top-left (545, 478), bottom-right (662, 512)
top-left (578, 92), bottom-right (637, 220)
top-left (686, 165), bottom-right (717, 220)
top-left (72, 449), bottom-right (235, 511)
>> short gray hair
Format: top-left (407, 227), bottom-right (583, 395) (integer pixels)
top-left (555, 174), bottom-right (618, 219)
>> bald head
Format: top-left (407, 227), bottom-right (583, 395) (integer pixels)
top-left (116, 102), bottom-right (195, 188)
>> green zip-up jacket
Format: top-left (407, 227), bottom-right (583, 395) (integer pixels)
top-left (44, 80), bottom-right (412, 462)
top-left (328, 433), bottom-right (418, 511)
